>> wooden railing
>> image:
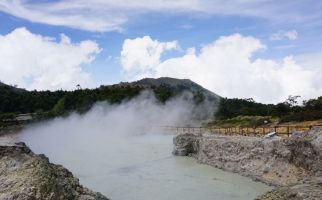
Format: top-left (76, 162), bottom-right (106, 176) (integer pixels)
top-left (162, 124), bottom-right (322, 137)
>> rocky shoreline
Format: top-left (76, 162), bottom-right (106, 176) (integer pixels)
top-left (173, 127), bottom-right (322, 199)
top-left (2, 126), bottom-right (321, 200)
top-left (0, 141), bottom-right (109, 200)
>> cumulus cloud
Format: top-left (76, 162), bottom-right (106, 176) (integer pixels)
top-left (121, 36), bottom-right (178, 80)
top-left (120, 34), bottom-right (321, 103)
top-left (0, 0), bottom-right (319, 32)
top-left (0, 27), bottom-right (101, 90)
top-left (270, 30), bottom-right (298, 41)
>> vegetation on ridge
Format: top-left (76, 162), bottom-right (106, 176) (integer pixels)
top-left (0, 78), bottom-right (216, 121)
top-left (215, 96), bottom-right (322, 125)
top-left (0, 78), bottom-right (321, 125)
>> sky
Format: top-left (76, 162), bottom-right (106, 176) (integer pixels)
top-left (0, 0), bottom-right (321, 103)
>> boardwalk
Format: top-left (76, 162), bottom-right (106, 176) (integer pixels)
top-left (163, 124), bottom-right (322, 137)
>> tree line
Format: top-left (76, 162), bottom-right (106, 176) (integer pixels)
top-left (216, 96), bottom-right (322, 122)
top-left (0, 83), bottom-right (185, 119)
top-left (0, 82), bottom-right (321, 123)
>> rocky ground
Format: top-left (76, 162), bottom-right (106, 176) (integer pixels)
top-left (0, 141), bottom-right (109, 200)
top-left (173, 127), bottom-right (322, 199)
top-left (255, 182), bottom-right (322, 200)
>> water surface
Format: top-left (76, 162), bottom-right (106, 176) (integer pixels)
top-left (18, 131), bottom-right (271, 200)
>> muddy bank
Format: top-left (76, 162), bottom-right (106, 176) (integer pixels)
top-left (173, 127), bottom-right (322, 199)
top-left (0, 141), bottom-right (109, 200)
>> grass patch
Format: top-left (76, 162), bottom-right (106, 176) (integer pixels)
top-left (207, 115), bottom-right (279, 128)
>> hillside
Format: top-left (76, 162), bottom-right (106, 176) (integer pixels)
top-left (0, 77), bottom-right (221, 120)
top-left (0, 78), bottom-right (321, 124)
top-left (0, 82), bottom-right (66, 117)
top-left (0, 81), bottom-right (26, 93)
top-left (120, 77), bottom-right (220, 99)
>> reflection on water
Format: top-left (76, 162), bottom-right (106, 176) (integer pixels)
top-left (18, 133), bottom-right (271, 200)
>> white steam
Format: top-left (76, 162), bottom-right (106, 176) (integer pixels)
top-left (19, 90), bottom-right (216, 145)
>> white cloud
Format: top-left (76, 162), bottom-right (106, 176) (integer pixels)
top-left (0, 0), bottom-right (319, 32)
top-left (121, 34), bottom-right (322, 103)
top-left (270, 30), bottom-right (298, 41)
top-left (0, 27), bottom-right (101, 91)
top-left (121, 36), bottom-right (178, 80)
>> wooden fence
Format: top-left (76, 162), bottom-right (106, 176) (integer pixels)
top-left (162, 124), bottom-right (322, 137)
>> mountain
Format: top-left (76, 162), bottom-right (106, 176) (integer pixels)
top-left (0, 77), bottom-right (220, 118)
top-left (0, 77), bottom-right (220, 100)
top-left (116, 77), bottom-right (221, 100)
top-left (1, 78), bottom-right (322, 123)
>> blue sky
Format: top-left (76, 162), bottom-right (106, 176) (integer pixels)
top-left (0, 0), bottom-right (321, 103)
